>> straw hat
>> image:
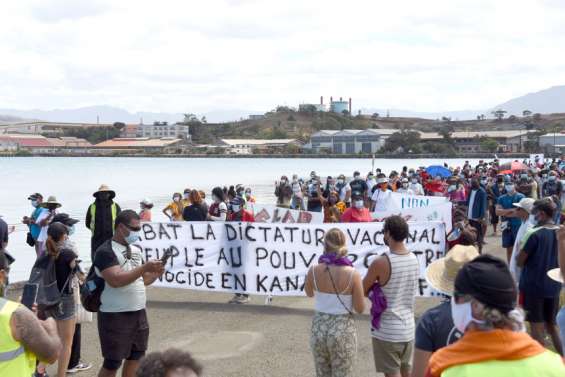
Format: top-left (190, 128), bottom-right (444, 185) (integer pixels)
top-left (426, 244), bottom-right (480, 295)
top-left (547, 268), bottom-right (564, 284)
top-left (93, 184), bottom-right (115, 199)
top-left (40, 196), bottom-right (61, 208)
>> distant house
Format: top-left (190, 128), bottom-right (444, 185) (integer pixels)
top-left (137, 122), bottom-right (190, 140)
top-left (94, 137), bottom-right (183, 154)
top-left (220, 139), bottom-right (301, 155)
top-left (538, 133), bottom-right (565, 153)
top-left (446, 130), bottom-right (534, 153)
top-left (120, 124), bottom-right (139, 138)
top-left (305, 129), bottom-right (399, 154)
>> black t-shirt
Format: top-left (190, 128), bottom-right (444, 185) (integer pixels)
top-left (54, 248), bottom-right (77, 294)
top-left (93, 240), bottom-right (120, 272)
top-left (415, 300), bottom-right (463, 352)
top-left (0, 218), bottom-right (8, 248)
top-left (183, 204), bottom-right (208, 221)
top-left (521, 227), bottom-right (561, 297)
top-left (349, 178), bottom-right (368, 195)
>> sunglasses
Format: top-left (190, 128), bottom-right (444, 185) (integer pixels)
top-left (123, 223), bottom-right (142, 232)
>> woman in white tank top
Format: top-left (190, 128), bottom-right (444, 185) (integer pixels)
top-left (305, 228), bottom-right (365, 377)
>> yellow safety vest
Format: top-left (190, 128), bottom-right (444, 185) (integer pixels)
top-left (0, 298), bottom-right (36, 377)
top-left (89, 203), bottom-right (118, 233)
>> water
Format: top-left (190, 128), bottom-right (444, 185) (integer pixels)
top-left (1, 156), bottom-right (496, 281)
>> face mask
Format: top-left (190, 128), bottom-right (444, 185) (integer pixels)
top-left (173, 197), bottom-right (180, 202)
top-left (125, 229), bottom-right (140, 245)
top-left (31, 200), bottom-right (38, 208)
top-left (354, 175), bottom-right (360, 179)
top-left (451, 297), bottom-right (484, 333)
top-left (448, 185), bottom-right (456, 192)
top-left (505, 185), bottom-right (515, 193)
top-left (232, 205), bottom-right (241, 212)
top-left (245, 192), bottom-right (251, 198)
top-left (542, 174), bottom-right (547, 179)
top-left (411, 179), bottom-right (417, 184)
top-left (184, 193), bottom-right (190, 199)
top-left (481, 180), bottom-right (487, 185)
top-left (68, 225), bottom-right (76, 236)
top-left (368, 175), bottom-right (374, 180)
top-left (354, 200), bottom-right (364, 209)
top-left (549, 176), bottom-right (556, 182)
top-left (281, 179), bottom-right (287, 184)
top-left (402, 183), bottom-right (408, 188)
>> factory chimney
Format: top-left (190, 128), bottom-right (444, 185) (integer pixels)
top-left (340, 97), bottom-right (343, 101)
top-left (320, 96), bottom-right (323, 105)
top-left (349, 98), bottom-right (352, 114)
top-left (330, 96), bottom-right (333, 103)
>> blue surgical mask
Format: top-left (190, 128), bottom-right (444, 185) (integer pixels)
top-left (31, 200), bottom-right (38, 208)
top-left (125, 230), bottom-right (140, 245)
top-left (68, 225), bottom-right (76, 236)
top-left (549, 176), bottom-right (556, 182)
top-left (232, 205), bottom-right (241, 212)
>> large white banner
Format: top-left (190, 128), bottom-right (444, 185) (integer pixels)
top-left (135, 221), bottom-right (446, 297)
top-left (372, 192), bottom-right (453, 232)
top-left (251, 203), bottom-right (324, 224)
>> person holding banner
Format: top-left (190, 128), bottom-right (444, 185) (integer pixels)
top-left (304, 228), bottom-right (365, 377)
top-left (227, 197), bottom-right (254, 304)
top-left (207, 187), bottom-right (228, 222)
top-left (363, 216), bottom-right (419, 377)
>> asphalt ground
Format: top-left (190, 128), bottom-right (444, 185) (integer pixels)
top-left (34, 235), bottom-right (507, 377)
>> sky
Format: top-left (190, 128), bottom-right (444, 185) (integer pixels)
top-left (2, 0), bottom-right (565, 115)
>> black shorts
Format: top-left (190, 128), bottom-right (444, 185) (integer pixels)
top-left (522, 294), bottom-right (560, 323)
top-left (489, 205), bottom-right (498, 224)
top-left (98, 309), bottom-right (149, 364)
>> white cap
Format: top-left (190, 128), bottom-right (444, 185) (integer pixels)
top-left (140, 198), bottom-right (153, 206)
top-left (512, 198), bottom-right (535, 213)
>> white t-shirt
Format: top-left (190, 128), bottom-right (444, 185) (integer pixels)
top-left (509, 216), bottom-right (535, 283)
top-left (95, 241), bottom-right (146, 313)
top-left (396, 187), bottom-right (414, 195)
top-left (36, 209), bottom-right (55, 242)
top-left (409, 183), bottom-right (424, 196)
top-left (371, 189), bottom-right (392, 212)
top-left (467, 190), bottom-right (478, 220)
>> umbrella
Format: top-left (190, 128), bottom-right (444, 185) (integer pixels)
top-left (498, 161), bottom-right (528, 173)
top-left (426, 165), bottom-right (452, 178)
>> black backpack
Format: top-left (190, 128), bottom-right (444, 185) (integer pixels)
top-left (28, 254), bottom-right (68, 309)
top-left (80, 240), bottom-right (111, 312)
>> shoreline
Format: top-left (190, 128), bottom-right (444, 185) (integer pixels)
top-left (0, 153), bottom-right (532, 159)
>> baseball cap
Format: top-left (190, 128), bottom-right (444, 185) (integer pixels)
top-left (512, 198), bottom-right (535, 213)
top-left (27, 193), bottom-right (43, 200)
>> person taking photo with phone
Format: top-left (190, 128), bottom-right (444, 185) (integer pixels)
top-left (93, 210), bottom-right (165, 377)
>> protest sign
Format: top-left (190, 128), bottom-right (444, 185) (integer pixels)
top-left (371, 192), bottom-right (453, 232)
top-left (251, 203), bottom-right (323, 224)
top-left (136, 221), bottom-right (446, 297)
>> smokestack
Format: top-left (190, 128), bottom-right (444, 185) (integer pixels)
top-left (330, 96), bottom-right (333, 103)
top-left (320, 96), bottom-right (323, 105)
top-left (349, 98), bottom-right (352, 114)
top-left (340, 97), bottom-right (343, 101)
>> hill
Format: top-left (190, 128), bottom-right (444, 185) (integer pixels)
top-left (493, 85), bottom-right (565, 116)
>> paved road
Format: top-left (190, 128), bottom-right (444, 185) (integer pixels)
top-left (42, 235), bottom-right (505, 377)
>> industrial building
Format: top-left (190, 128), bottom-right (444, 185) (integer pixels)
top-left (298, 96), bottom-right (352, 115)
top-left (419, 130), bottom-right (535, 153)
top-left (220, 139), bottom-right (302, 155)
top-left (94, 138), bottom-right (184, 154)
top-left (305, 129), bottom-right (399, 154)
top-left (538, 133), bottom-right (565, 153)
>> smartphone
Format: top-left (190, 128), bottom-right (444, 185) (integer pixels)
top-left (160, 250), bottom-right (173, 265)
top-left (21, 283), bottom-right (38, 310)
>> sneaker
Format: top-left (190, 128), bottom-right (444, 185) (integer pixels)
top-left (235, 295), bottom-right (250, 304)
top-left (67, 361), bottom-right (93, 374)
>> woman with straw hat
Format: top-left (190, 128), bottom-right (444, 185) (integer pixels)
top-left (412, 244), bottom-right (479, 377)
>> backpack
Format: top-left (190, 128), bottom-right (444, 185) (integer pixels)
top-left (28, 254), bottom-right (69, 309)
top-left (80, 264), bottom-right (105, 312)
top-left (80, 239), bottom-right (111, 312)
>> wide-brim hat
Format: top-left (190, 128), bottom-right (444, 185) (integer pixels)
top-left (376, 177), bottom-right (389, 184)
top-left (52, 213), bottom-right (79, 226)
top-left (426, 244), bottom-right (479, 295)
top-left (547, 268), bottom-right (564, 283)
top-left (39, 196), bottom-right (61, 208)
top-left (93, 184), bottom-right (116, 199)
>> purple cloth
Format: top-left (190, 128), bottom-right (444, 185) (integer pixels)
top-left (369, 283), bottom-right (387, 329)
top-left (318, 253), bottom-right (353, 267)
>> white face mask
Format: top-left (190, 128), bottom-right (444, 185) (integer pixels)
top-left (31, 200), bottom-right (38, 208)
top-left (232, 205), bottom-right (241, 212)
top-left (450, 297), bottom-right (484, 333)
top-left (184, 193), bottom-right (190, 199)
top-left (354, 200), bottom-right (364, 209)
top-left (505, 185), bottom-right (515, 193)
top-left (337, 179), bottom-right (344, 185)
top-left (411, 179), bottom-right (417, 184)
top-left (173, 197), bottom-right (180, 202)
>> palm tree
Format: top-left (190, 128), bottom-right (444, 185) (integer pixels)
top-left (492, 109), bottom-right (507, 121)
top-left (522, 110), bottom-right (532, 117)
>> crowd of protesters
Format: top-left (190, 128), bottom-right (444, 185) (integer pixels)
top-left (1, 156), bottom-right (565, 376)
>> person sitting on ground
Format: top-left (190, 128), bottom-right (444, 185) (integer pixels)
top-left (182, 190), bottom-right (208, 222)
top-left (162, 193), bottom-right (184, 222)
top-left (0, 249), bottom-right (62, 377)
top-left (341, 191), bottom-right (372, 223)
top-left (412, 244), bottom-right (479, 377)
top-left (139, 199), bottom-right (153, 222)
top-left (426, 254), bottom-right (565, 377)
top-left (363, 216), bottom-right (419, 377)
top-left (136, 348), bottom-right (203, 377)
top-left (304, 228), bottom-right (365, 377)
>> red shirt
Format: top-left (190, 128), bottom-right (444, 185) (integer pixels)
top-left (341, 207), bottom-right (372, 223)
top-left (228, 210), bottom-right (255, 222)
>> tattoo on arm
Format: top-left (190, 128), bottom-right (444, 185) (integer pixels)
top-left (12, 307), bottom-right (61, 363)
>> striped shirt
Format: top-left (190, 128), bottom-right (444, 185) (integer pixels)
top-left (371, 251), bottom-right (419, 342)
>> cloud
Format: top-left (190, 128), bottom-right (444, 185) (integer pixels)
top-left (1, 0), bottom-right (565, 115)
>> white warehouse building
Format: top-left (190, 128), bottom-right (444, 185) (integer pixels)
top-left (306, 129), bottom-right (399, 154)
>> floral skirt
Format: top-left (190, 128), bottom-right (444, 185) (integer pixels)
top-left (310, 312), bottom-right (357, 377)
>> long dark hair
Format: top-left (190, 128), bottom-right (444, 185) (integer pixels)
top-left (46, 222), bottom-right (68, 259)
top-left (212, 187), bottom-right (225, 202)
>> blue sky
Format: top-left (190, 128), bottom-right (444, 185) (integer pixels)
top-left (1, 0), bottom-right (565, 114)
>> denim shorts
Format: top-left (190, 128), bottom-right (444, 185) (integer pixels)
top-left (502, 228), bottom-right (517, 248)
top-left (44, 293), bottom-right (75, 321)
